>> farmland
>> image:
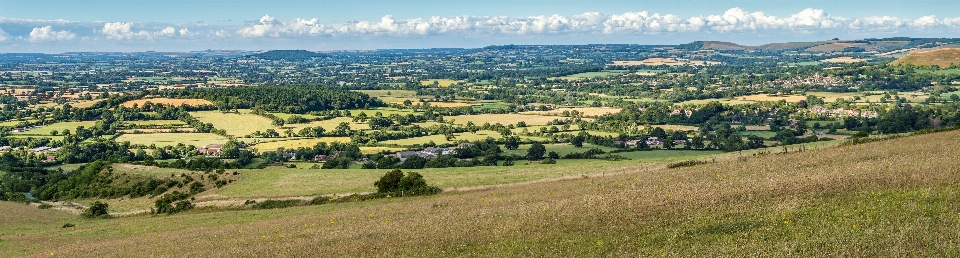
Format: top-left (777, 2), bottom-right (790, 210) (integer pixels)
top-left (522, 107), bottom-right (622, 117)
top-left (190, 110), bottom-right (277, 137)
top-left (249, 137), bottom-right (352, 152)
top-left (13, 121), bottom-right (97, 135)
top-left (891, 48), bottom-right (960, 67)
top-left (420, 79), bottom-right (460, 87)
top-left (115, 133), bottom-right (228, 147)
top-left (5, 130), bottom-right (959, 257)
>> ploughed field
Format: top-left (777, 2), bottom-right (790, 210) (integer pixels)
top-left (3, 130), bottom-right (960, 257)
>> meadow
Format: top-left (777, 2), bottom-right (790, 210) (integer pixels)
top-left (248, 137), bottom-right (353, 152)
top-left (522, 107), bottom-right (622, 117)
top-left (114, 133), bottom-right (229, 147)
top-left (124, 120), bottom-right (186, 126)
top-left (6, 129), bottom-right (958, 257)
top-left (13, 121), bottom-right (97, 135)
top-left (190, 110), bottom-right (277, 137)
top-left (282, 117), bottom-right (370, 132)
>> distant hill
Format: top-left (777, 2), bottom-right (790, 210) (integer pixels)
top-left (891, 48), bottom-right (960, 67)
top-left (248, 50), bottom-right (325, 61)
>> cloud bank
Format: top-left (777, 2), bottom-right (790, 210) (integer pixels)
top-left (1, 8), bottom-right (960, 51)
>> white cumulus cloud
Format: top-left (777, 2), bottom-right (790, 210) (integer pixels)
top-left (28, 26), bottom-right (76, 42)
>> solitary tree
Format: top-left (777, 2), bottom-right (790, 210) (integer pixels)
top-left (526, 143), bottom-right (546, 161)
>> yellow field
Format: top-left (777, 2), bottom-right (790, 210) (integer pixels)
top-left (249, 137), bottom-right (352, 152)
top-left (190, 110), bottom-right (277, 137)
top-left (522, 107), bottom-right (621, 117)
top-left (121, 98), bottom-right (213, 108)
top-left (420, 79), bottom-right (461, 87)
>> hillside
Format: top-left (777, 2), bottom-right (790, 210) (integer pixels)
top-left (891, 48), bottom-right (960, 67)
top-left (3, 130), bottom-right (960, 256)
top-left (248, 50), bottom-right (325, 61)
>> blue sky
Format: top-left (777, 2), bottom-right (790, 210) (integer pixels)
top-left (1, 0), bottom-right (959, 52)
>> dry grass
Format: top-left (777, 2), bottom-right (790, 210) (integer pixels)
top-left (891, 48), bottom-right (960, 67)
top-left (121, 98), bottom-right (212, 108)
top-left (420, 79), bottom-right (460, 87)
top-left (522, 107), bottom-right (622, 117)
top-left (6, 131), bottom-right (960, 257)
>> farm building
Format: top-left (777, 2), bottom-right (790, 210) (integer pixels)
top-left (197, 144), bottom-right (223, 156)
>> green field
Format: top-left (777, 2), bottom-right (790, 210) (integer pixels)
top-left (190, 110), bottom-right (277, 137)
top-left (447, 114), bottom-right (565, 126)
top-left (941, 91), bottom-right (960, 99)
top-left (13, 121), bottom-right (97, 135)
top-left (115, 133), bottom-right (228, 147)
top-left (124, 120), bottom-right (186, 126)
top-left (353, 90), bottom-right (417, 98)
top-left (347, 108), bottom-right (422, 118)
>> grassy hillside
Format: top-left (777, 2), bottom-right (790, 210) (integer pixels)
top-left (3, 130), bottom-right (960, 256)
top-left (891, 48), bottom-right (960, 67)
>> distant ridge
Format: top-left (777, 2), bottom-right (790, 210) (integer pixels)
top-left (248, 50), bottom-right (325, 61)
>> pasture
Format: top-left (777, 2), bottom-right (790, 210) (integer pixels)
top-left (446, 113), bottom-right (567, 126)
top-left (522, 107), bottom-right (622, 117)
top-left (13, 121), bottom-right (97, 135)
top-left (124, 120), bottom-right (186, 126)
top-left (282, 117), bottom-right (369, 132)
top-left (190, 110), bottom-right (277, 137)
top-left (114, 133), bottom-right (228, 147)
top-left (121, 98), bottom-right (213, 108)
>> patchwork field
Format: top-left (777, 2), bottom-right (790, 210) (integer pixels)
top-left (115, 133), bottom-right (228, 147)
top-left (121, 98), bottom-right (213, 108)
top-left (124, 120), bottom-right (186, 126)
top-left (555, 71), bottom-right (628, 80)
top-left (283, 117), bottom-right (369, 132)
top-left (380, 130), bottom-right (507, 146)
top-left (190, 110), bottom-right (277, 137)
top-left (610, 58), bottom-right (721, 66)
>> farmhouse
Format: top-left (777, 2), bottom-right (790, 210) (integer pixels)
top-left (646, 137), bottom-right (663, 146)
top-left (197, 144), bottom-right (223, 156)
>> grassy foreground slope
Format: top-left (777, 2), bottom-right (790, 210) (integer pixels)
top-left (4, 131), bottom-right (960, 257)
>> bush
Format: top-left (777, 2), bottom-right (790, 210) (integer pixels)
top-left (38, 203), bottom-right (53, 209)
top-left (82, 201), bottom-right (110, 218)
top-left (540, 158), bottom-right (557, 164)
top-left (62, 223), bottom-right (75, 228)
top-left (155, 191), bottom-right (193, 214)
top-left (253, 199), bottom-right (305, 209)
top-left (374, 169), bottom-right (405, 193)
top-left (667, 160), bottom-right (708, 168)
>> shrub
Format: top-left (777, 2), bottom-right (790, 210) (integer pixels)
top-left (540, 158), bottom-right (557, 164)
top-left (667, 160), bottom-right (708, 168)
top-left (253, 199), bottom-right (305, 209)
top-left (61, 223), bottom-right (75, 228)
top-left (374, 169), bottom-right (404, 193)
top-left (38, 203), bottom-right (53, 209)
top-left (82, 201), bottom-right (110, 218)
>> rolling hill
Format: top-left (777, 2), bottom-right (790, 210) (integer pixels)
top-left (891, 48), bottom-right (960, 67)
top-left (2, 130), bottom-right (959, 256)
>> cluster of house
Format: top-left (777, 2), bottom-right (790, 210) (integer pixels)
top-left (0, 146), bottom-right (61, 162)
top-left (670, 108), bottom-right (694, 117)
top-left (808, 106), bottom-right (879, 118)
top-left (393, 142), bottom-right (474, 161)
top-left (615, 137), bottom-right (688, 147)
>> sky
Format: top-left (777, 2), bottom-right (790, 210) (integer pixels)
top-left (1, 0), bottom-right (959, 53)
